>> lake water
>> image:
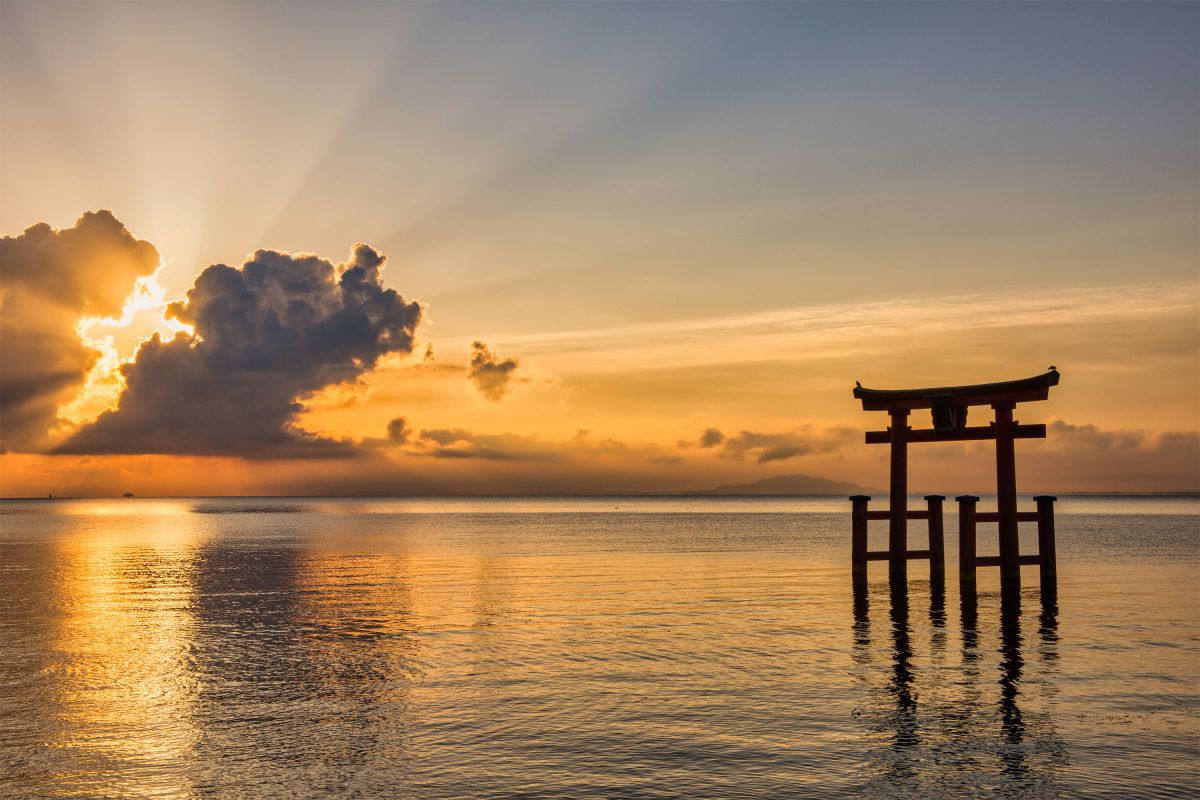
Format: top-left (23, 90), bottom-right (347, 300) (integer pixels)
top-left (1, 496), bottom-right (1197, 799)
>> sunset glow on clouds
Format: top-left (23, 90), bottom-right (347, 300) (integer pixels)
top-left (1, 2), bottom-right (1196, 496)
top-left (1, 211), bottom-right (1195, 497)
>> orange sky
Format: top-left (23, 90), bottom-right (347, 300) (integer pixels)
top-left (1, 3), bottom-right (1197, 496)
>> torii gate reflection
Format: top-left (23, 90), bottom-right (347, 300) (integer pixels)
top-left (851, 579), bottom-right (1063, 793)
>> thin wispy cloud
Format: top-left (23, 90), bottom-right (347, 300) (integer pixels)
top-left (439, 283), bottom-right (1198, 372)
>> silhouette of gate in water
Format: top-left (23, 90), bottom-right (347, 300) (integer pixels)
top-left (848, 368), bottom-right (1061, 591)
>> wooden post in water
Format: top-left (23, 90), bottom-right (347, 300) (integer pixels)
top-left (850, 495), bottom-right (870, 579)
top-left (956, 495), bottom-right (979, 586)
top-left (925, 495), bottom-right (945, 575)
top-left (888, 409), bottom-right (910, 580)
top-left (1034, 495), bottom-right (1057, 584)
top-left (992, 403), bottom-right (1020, 584)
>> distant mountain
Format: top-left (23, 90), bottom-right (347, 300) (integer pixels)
top-left (683, 474), bottom-right (882, 496)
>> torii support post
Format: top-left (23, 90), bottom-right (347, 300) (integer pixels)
top-left (850, 495), bottom-right (869, 579)
top-left (926, 495), bottom-right (945, 576)
top-left (1035, 495), bottom-right (1057, 583)
top-left (888, 410), bottom-right (909, 580)
top-left (993, 403), bottom-right (1020, 583)
top-left (957, 495), bottom-right (979, 585)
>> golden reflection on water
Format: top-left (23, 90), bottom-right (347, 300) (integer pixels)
top-left (53, 500), bottom-right (196, 517)
top-left (46, 520), bottom-right (203, 799)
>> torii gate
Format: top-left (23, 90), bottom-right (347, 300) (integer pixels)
top-left (849, 368), bottom-right (1060, 587)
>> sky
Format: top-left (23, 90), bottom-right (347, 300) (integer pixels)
top-left (1, 1), bottom-right (1197, 496)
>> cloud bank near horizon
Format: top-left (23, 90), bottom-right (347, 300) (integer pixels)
top-left (1, 415), bottom-right (1196, 498)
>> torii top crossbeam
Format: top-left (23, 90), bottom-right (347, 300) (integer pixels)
top-left (851, 368), bottom-right (1061, 582)
top-left (853, 369), bottom-right (1060, 411)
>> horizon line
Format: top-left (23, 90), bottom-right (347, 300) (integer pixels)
top-left (4, 491), bottom-right (1198, 501)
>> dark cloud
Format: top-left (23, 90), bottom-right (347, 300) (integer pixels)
top-left (698, 428), bottom-right (725, 448)
top-left (0, 211), bottom-right (159, 452)
top-left (386, 417), bottom-right (410, 443)
top-left (468, 341), bottom-right (519, 402)
top-left (714, 426), bottom-right (858, 464)
top-left (60, 244), bottom-right (421, 458)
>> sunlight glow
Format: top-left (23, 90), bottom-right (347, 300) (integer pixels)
top-left (57, 267), bottom-right (193, 428)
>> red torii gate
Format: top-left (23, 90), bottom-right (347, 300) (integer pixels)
top-left (849, 368), bottom-right (1060, 586)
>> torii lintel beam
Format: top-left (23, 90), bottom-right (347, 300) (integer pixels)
top-left (852, 369), bottom-right (1059, 412)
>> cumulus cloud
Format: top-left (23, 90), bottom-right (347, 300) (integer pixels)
top-left (707, 426), bottom-right (859, 463)
top-left (0, 211), bottom-right (159, 451)
top-left (60, 244), bottom-right (421, 458)
top-left (468, 341), bottom-right (519, 402)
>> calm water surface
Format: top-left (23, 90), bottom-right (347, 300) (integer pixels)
top-left (1, 496), bottom-right (1197, 798)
